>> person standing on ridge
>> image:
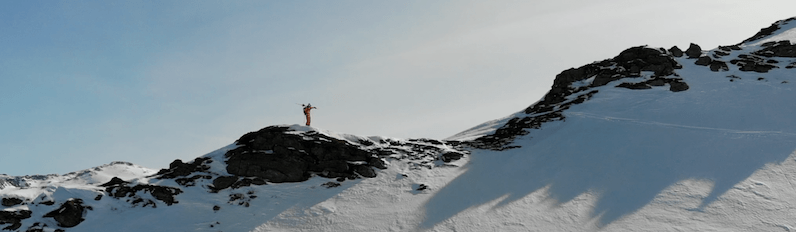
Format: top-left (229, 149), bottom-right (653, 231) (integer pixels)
top-left (302, 103), bottom-right (317, 126)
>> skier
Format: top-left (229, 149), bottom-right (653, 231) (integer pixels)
top-left (302, 103), bottom-right (317, 126)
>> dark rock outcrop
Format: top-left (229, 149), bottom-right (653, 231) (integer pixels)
top-left (0, 210), bottom-right (31, 231)
top-left (695, 56), bottom-right (712, 66)
top-left (98, 177), bottom-right (129, 187)
top-left (226, 126), bottom-right (383, 183)
top-left (101, 179), bottom-right (183, 206)
top-left (755, 40), bottom-right (796, 57)
top-left (43, 199), bottom-right (86, 228)
top-left (685, 43), bottom-right (702, 58)
top-left (212, 176), bottom-right (239, 190)
top-left (441, 151), bottom-right (465, 162)
top-left (469, 46), bottom-right (682, 150)
top-left (1, 197), bottom-right (23, 207)
top-left (157, 157), bottom-right (212, 179)
top-left (669, 46), bottom-right (683, 57)
top-left (730, 54), bottom-right (778, 73)
top-left (709, 61), bottom-right (729, 72)
top-left (740, 17), bottom-right (795, 44)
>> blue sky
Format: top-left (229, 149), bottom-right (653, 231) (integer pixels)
top-left (2, 0), bottom-right (795, 176)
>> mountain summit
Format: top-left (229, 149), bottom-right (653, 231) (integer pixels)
top-left (3, 17), bottom-right (796, 232)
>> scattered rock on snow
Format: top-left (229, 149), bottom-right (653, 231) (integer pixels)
top-left (0, 209), bottom-right (31, 231)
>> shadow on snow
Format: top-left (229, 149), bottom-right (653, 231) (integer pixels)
top-left (420, 116), bottom-right (796, 228)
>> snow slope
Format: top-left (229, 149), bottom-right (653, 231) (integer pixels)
top-left (3, 17), bottom-right (796, 232)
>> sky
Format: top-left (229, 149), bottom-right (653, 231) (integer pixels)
top-left (2, 0), bottom-right (795, 176)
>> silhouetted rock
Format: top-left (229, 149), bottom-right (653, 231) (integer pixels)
top-left (686, 43), bottom-right (702, 58)
top-left (669, 46), bottom-right (683, 57)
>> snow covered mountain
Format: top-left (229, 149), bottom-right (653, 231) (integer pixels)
top-left (3, 17), bottom-right (796, 232)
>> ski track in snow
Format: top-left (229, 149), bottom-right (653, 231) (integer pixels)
top-left (568, 111), bottom-right (796, 137)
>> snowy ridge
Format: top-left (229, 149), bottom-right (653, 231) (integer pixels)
top-left (3, 17), bottom-right (796, 232)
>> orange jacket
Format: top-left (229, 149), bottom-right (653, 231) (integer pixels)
top-left (303, 106), bottom-right (316, 115)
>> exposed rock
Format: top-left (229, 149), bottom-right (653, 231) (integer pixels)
top-left (470, 46), bottom-right (682, 150)
top-left (740, 18), bottom-right (788, 44)
top-left (441, 151), bottom-right (465, 162)
top-left (669, 46), bottom-right (683, 57)
top-left (43, 199), bottom-right (86, 228)
top-left (367, 157), bottom-right (387, 169)
top-left (175, 175), bottom-right (212, 187)
top-left (617, 82), bottom-right (652, 90)
top-left (647, 79), bottom-right (666, 86)
top-left (156, 157), bottom-right (212, 180)
top-left (730, 54), bottom-right (779, 73)
top-left (321, 182), bottom-right (341, 188)
top-left (708, 60), bottom-right (728, 71)
top-left (669, 81), bottom-right (690, 92)
top-left (415, 184), bottom-right (428, 191)
top-left (713, 50), bottom-right (730, 58)
top-left (2, 197), bottom-right (23, 207)
top-left (695, 56), bottom-right (712, 66)
top-left (99, 177), bottom-right (129, 187)
top-left (212, 176), bottom-right (239, 190)
top-left (755, 40), bottom-right (796, 57)
top-left (718, 45), bottom-right (742, 51)
top-left (353, 165), bottom-right (376, 178)
top-left (225, 126), bottom-right (397, 183)
top-left (685, 43), bottom-right (702, 58)
top-left (0, 210), bottom-right (31, 231)
top-left (104, 182), bottom-right (183, 206)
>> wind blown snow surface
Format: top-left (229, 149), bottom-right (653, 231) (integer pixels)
top-left (4, 18), bottom-right (796, 232)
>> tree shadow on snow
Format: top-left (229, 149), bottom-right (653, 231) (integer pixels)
top-left (420, 116), bottom-right (796, 228)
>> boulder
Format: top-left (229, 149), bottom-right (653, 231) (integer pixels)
top-left (43, 199), bottom-right (86, 228)
top-left (685, 43), bottom-right (702, 58)
top-left (353, 165), bottom-right (377, 178)
top-left (669, 46), bottom-right (683, 57)
top-left (669, 81), bottom-right (690, 92)
top-left (710, 61), bottom-right (729, 72)
top-left (441, 151), bottom-right (465, 162)
top-left (212, 176), bottom-right (239, 190)
top-left (1, 197), bottom-right (23, 207)
top-left (695, 56), bottom-right (712, 66)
